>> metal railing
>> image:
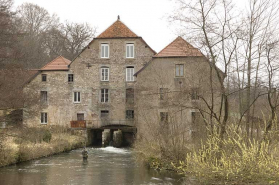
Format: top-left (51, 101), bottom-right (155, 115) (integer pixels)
top-left (70, 119), bottom-right (135, 129)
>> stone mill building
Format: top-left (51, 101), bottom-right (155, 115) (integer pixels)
top-left (23, 17), bottom-right (220, 146)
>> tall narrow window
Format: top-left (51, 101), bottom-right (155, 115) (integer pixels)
top-left (40, 91), bottom-right (48, 103)
top-left (160, 88), bottom-right (168, 100)
top-left (126, 44), bottom-right (134, 58)
top-left (126, 88), bottom-right (134, 103)
top-left (101, 67), bottom-right (109, 81)
top-left (160, 112), bottom-right (169, 123)
top-left (175, 64), bottom-right (184, 77)
top-left (101, 44), bottom-right (109, 58)
top-left (126, 110), bottom-right (134, 119)
top-left (41, 112), bottom-right (47, 124)
top-left (126, 66), bottom-right (134, 81)
top-left (191, 88), bottom-right (199, 100)
top-left (42, 74), bottom-right (47, 82)
top-left (68, 74), bottom-right (74, 82)
top-left (73, 92), bottom-right (81, 103)
top-left (101, 89), bottom-right (109, 102)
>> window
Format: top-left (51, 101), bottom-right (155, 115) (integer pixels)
top-left (101, 43), bottom-right (109, 58)
top-left (191, 88), bottom-right (199, 100)
top-left (101, 110), bottom-right (109, 118)
top-left (126, 110), bottom-right (134, 119)
top-left (191, 111), bottom-right (201, 125)
top-left (73, 92), bottom-right (81, 103)
top-left (40, 91), bottom-right (48, 103)
top-left (68, 74), bottom-right (74, 82)
top-left (126, 44), bottom-right (134, 58)
top-left (42, 74), bottom-right (47, 82)
top-left (126, 88), bottom-right (134, 103)
top-left (101, 89), bottom-right (109, 102)
top-left (41, 112), bottom-right (47, 124)
top-left (77, 113), bottom-right (84, 121)
top-left (160, 88), bottom-right (168, 100)
top-left (126, 66), bottom-right (134, 81)
top-left (101, 67), bottom-right (109, 81)
top-left (160, 112), bottom-right (168, 123)
top-left (175, 64), bottom-right (184, 77)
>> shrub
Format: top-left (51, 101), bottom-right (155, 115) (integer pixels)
top-left (42, 129), bottom-right (52, 143)
top-left (172, 125), bottom-right (279, 184)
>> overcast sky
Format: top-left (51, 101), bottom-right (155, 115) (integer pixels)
top-left (13, 0), bottom-right (180, 53)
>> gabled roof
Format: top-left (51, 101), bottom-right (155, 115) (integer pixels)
top-left (96, 16), bottom-right (138, 38)
top-left (154, 36), bottom-right (203, 57)
top-left (40, 56), bottom-right (71, 71)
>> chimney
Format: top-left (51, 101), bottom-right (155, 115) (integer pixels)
top-left (117, 15), bottom-right (120, 20)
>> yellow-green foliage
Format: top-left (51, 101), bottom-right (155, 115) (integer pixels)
top-left (173, 125), bottom-right (279, 184)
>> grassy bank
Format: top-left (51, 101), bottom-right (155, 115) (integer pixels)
top-left (0, 126), bottom-right (86, 167)
top-left (135, 125), bottom-right (279, 184)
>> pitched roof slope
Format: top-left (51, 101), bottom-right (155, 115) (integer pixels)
top-left (155, 36), bottom-right (203, 57)
top-left (97, 18), bottom-right (138, 38)
top-left (40, 56), bottom-right (71, 71)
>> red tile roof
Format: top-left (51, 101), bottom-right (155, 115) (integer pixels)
top-left (96, 18), bottom-right (138, 38)
top-left (154, 36), bottom-right (203, 57)
top-left (40, 56), bottom-right (71, 71)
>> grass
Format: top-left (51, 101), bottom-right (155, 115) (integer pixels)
top-left (0, 126), bottom-right (86, 167)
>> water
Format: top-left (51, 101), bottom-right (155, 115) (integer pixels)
top-left (0, 147), bottom-right (184, 185)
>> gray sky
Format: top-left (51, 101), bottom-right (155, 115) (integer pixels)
top-left (13, 0), bottom-right (178, 53)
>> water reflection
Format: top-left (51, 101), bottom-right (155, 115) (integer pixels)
top-left (0, 147), bottom-right (183, 185)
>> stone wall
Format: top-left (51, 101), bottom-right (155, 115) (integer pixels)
top-left (135, 57), bottom-right (222, 140)
top-left (23, 38), bottom-right (154, 127)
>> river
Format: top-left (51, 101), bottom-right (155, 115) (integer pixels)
top-left (0, 147), bottom-right (184, 185)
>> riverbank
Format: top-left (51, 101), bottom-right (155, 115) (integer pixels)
top-left (135, 126), bottom-right (279, 185)
top-left (0, 126), bottom-right (86, 167)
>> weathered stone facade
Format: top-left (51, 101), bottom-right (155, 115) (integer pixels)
top-left (134, 41), bottom-right (222, 141)
top-left (23, 19), bottom-right (154, 127)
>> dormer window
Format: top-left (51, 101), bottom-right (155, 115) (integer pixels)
top-left (101, 44), bottom-right (109, 58)
top-left (126, 44), bottom-right (134, 58)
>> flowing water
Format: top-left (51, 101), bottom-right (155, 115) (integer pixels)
top-left (0, 147), bottom-right (184, 185)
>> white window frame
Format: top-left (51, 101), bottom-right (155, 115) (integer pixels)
top-left (101, 67), bottom-right (109, 81)
top-left (101, 43), bottom-right (109, 58)
top-left (175, 64), bottom-right (184, 77)
top-left (126, 66), bottom-right (134, 82)
top-left (126, 44), bottom-right (134, 58)
top-left (41, 112), bottom-right (47, 124)
top-left (100, 89), bottom-right (109, 103)
top-left (73, 92), bottom-right (81, 103)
